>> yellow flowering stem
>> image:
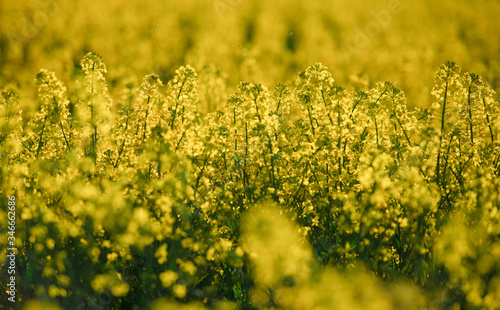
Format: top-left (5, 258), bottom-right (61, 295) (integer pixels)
top-left (243, 122), bottom-right (248, 189)
top-left (170, 100), bottom-right (179, 130)
top-left (393, 112), bottom-right (412, 147)
top-left (458, 153), bottom-right (474, 180)
top-left (267, 136), bottom-right (278, 201)
top-left (223, 151), bottom-right (227, 170)
top-left (93, 124), bottom-right (98, 164)
top-left (46, 86), bottom-right (71, 151)
top-left (36, 115), bottom-right (48, 158)
top-left (233, 108), bottom-right (237, 152)
top-left (148, 163), bottom-right (152, 181)
top-left (114, 112), bottom-right (130, 168)
top-left (307, 105), bottom-right (315, 136)
top-left (326, 163), bottom-right (329, 186)
top-left (170, 76), bottom-right (188, 130)
top-left (253, 97), bottom-right (262, 122)
top-left (58, 120), bottom-right (71, 151)
top-left (89, 99), bottom-right (98, 165)
top-left (440, 133), bottom-right (453, 194)
top-left (275, 84), bottom-right (285, 113)
top-left (373, 90), bottom-right (386, 149)
top-left (143, 96), bottom-right (150, 144)
top-left (174, 132), bottom-right (185, 152)
top-left (194, 154), bottom-right (208, 200)
top-left (90, 82), bottom-right (96, 163)
top-left (436, 63), bottom-right (453, 182)
top-left (494, 156), bottom-right (500, 176)
top-left (291, 162), bottom-right (308, 209)
top-left (309, 163), bottom-right (325, 197)
top-left (481, 97), bottom-right (495, 144)
top-left (337, 100), bottom-right (343, 177)
top-left (466, 82), bottom-right (474, 145)
top-left (350, 95), bottom-right (363, 118)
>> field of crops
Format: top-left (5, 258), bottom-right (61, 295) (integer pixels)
top-left (1, 1), bottom-right (500, 309)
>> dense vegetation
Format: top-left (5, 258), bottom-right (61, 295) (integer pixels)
top-left (2, 1), bottom-right (500, 309)
top-left (1, 53), bottom-right (499, 309)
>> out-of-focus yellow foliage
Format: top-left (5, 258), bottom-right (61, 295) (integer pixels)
top-left (1, 0), bottom-right (499, 116)
top-left (242, 202), bottom-right (312, 288)
top-left (23, 300), bottom-right (62, 310)
top-left (434, 168), bottom-right (500, 310)
top-left (241, 202), bottom-right (427, 310)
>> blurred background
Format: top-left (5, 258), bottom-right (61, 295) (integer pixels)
top-left (1, 0), bottom-right (500, 114)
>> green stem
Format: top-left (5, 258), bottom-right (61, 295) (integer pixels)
top-left (267, 135), bottom-right (278, 201)
top-left (170, 77), bottom-right (188, 130)
top-left (36, 115), bottom-right (48, 158)
top-left (254, 98), bottom-right (262, 122)
top-left (114, 102), bottom-right (132, 168)
top-left (114, 139), bottom-right (126, 168)
top-left (326, 163), bottom-right (329, 187)
top-left (370, 90), bottom-right (386, 149)
top-left (337, 100), bottom-right (342, 178)
top-left (482, 97), bottom-right (495, 143)
top-left (194, 154), bottom-right (208, 199)
top-left (93, 125), bottom-right (98, 165)
top-left (307, 105), bottom-right (315, 136)
top-left (143, 96), bottom-right (151, 144)
top-left (276, 87), bottom-right (284, 113)
top-left (441, 134), bottom-right (454, 186)
top-left (59, 120), bottom-right (71, 151)
top-left (234, 108), bottom-right (237, 152)
top-left (223, 152), bottom-right (227, 170)
top-left (350, 97), bottom-right (363, 117)
top-left (174, 132), bottom-right (186, 152)
top-left (243, 122), bottom-right (248, 189)
top-left (393, 112), bottom-right (412, 147)
top-left (467, 84), bottom-right (474, 145)
top-left (90, 64), bottom-right (97, 164)
top-left (436, 71), bottom-right (450, 182)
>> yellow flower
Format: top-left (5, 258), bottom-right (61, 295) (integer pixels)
top-left (159, 271), bottom-right (178, 288)
top-left (172, 284), bottom-right (187, 299)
